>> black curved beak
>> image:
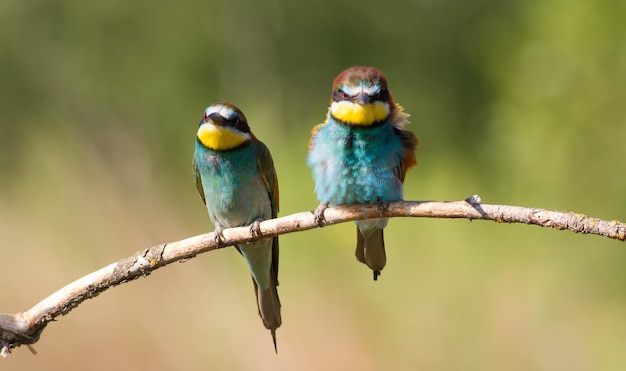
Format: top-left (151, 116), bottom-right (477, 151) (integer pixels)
top-left (204, 112), bottom-right (226, 126)
top-left (353, 92), bottom-right (373, 105)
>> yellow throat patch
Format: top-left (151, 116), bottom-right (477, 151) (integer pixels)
top-left (197, 123), bottom-right (250, 151)
top-left (330, 101), bottom-right (390, 126)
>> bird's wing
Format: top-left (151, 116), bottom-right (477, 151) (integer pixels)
top-left (254, 137), bottom-right (280, 285)
top-left (254, 138), bottom-right (279, 216)
top-left (192, 155), bottom-right (206, 205)
top-left (394, 128), bottom-right (418, 182)
top-left (308, 121), bottom-right (327, 151)
top-left (389, 104), bottom-right (418, 182)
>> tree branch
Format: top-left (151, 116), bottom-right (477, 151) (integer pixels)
top-left (1, 196), bottom-right (624, 357)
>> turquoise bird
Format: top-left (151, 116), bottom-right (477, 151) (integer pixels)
top-left (193, 102), bottom-right (281, 350)
top-left (307, 66), bottom-right (418, 280)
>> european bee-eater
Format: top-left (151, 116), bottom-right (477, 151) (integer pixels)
top-left (193, 102), bottom-right (281, 350)
top-left (307, 66), bottom-right (418, 280)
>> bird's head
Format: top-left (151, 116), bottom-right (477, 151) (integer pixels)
top-left (329, 66), bottom-right (395, 126)
top-left (196, 102), bottom-right (252, 151)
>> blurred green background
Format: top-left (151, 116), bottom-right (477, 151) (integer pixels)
top-left (1, 0), bottom-right (625, 369)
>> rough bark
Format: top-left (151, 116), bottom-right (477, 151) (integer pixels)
top-left (1, 197), bottom-right (624, 357)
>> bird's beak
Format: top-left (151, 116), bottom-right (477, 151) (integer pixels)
top-left (354, 92), bottom-right (372, 105)
top-left (204, 112), bottom-right (227, 126)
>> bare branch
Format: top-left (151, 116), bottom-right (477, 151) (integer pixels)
top-left (1, 197), bottom-right (624, 356)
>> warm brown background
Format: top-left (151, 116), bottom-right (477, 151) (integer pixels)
top-left (1, 0), bottom-right (625, 370)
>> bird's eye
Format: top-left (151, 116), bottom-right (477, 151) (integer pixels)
top-left (333, 88), bottom-right (352, 102)
top-left (225, 117), bottom-right (237, 129)
top-left (335, 89), bottom-right (350, 100)
top-left (230, 116), bottom-right (246, 131)
top-left (372, 89), bottom-right (389, 102)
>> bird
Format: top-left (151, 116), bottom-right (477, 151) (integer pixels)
top-left (307, 66), bottom-right (418, 281)
top-left (193, 102), bottom-right (281, 351)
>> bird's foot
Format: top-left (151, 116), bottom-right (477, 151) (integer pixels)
top-left (313, 202), bottom-right (329, 227)
top-left (214, 224), bottom-right (226, 247)
top-left (465, 194), bottom-right (482, 205)
top-left (377, 201), bottom-right (390, 216)
top-left (250, 218), bottom-right (263, 237)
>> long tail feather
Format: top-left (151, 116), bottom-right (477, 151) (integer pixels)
top-left (252, 278), bottom-right (282, 352)
top-left (355, 227), bottom-right (386, 280)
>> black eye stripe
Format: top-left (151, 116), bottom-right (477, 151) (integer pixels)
top-left (229, 116), bottom-right (251, 133)
top-left (333, 88), bottom-right (389, 102)
top-left (373, 89), bottom-right (389, 101)
top-left (333, 89), bottom-right (350, 101)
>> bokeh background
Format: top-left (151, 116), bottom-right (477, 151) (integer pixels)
top-left (2, 0), bottom-right (625, 370)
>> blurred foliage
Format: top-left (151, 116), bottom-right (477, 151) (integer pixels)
top-left (1, 0), bottom-right (625, 370)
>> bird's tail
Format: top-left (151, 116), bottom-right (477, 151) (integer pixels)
top-left (253, 279), bottom-right (282, 352)
top-left (355, 227), bottom-right (386, 280)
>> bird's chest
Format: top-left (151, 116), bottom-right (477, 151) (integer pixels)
top-left (336, 130), bottom-right (388, 171)
top-left (197, 149), bottom-right (268, 226)
top-left (311, 123), bottom-right (404, 204)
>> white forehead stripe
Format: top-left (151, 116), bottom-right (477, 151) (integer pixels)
top-left (341, 83), bottom-right (381, 96)
top-left (204, 104), bottom-right (237, 119)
